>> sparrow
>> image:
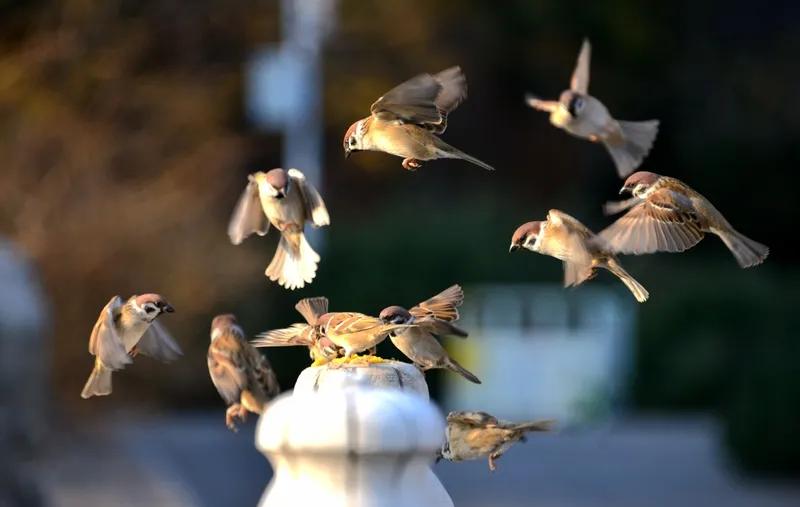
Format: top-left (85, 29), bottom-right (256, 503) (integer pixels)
top-left (81, 294), bottom-right (181, 399)
top-left (509, 209), bottom-right (649, 302)
top-left (343, 66), bottom-right (494, 171)
top-left (251, 297), bottom-right (342, 364)
top-left (208, 314), bottom-right (280, 431)
top-left (600, 171), bottom-right (769, 268)
top-left (316, 311), bottom-right (413, 360)
top-left (379, 285), bottom-right (481, 384)
top-left (526, 39), bottom-right (659, 178)
top-left (439, 411), bottom-right (553, 471)
top-left (228, 168), bottom-right (330, 290)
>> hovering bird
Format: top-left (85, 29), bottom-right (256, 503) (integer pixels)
top-left (439, 411), bottom-right (553, 471)
top-left (526, 39), bottom-right (659, 178)
top-left (208, 314), bottom-right (280, 431)
top-left (510, 209), bottom-right (649, 302)
top-left (81, 294), bottom-right (181, 399)
top-left (343, 66), bottom-right (494, 171)
top-left (228, 168), bottom-right (329, 290)
top-left (251, 297), bottom-right (342, 364)
top-left (379, 285), bottom-right (480, 384)
top-left (600, 171), bottom-right (769, 268)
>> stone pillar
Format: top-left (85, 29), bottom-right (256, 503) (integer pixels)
top-left (255, 360), bottom-right (453, 507)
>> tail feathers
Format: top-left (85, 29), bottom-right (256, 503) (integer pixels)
top-left (295, 296), bottom-right (329, 324)
top-left (443, 145), bottom-right (495, 171)
top-left (511, 419), bottom-right (555, 434)
top-left (266, 233), bottom-right (320, 290)
top-left (604, 120), bottom-right (659, 177)
top-left (81, 362), bottom-right (112, 399)
top-left (716, 229), bottom-right (769, 268)
top-left (605, 258), bottom-right (649, 303)
top-left (445, 357), bottom-right (481, 384)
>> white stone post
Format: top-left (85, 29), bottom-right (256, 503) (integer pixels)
top-left (255, 361), bottom-right (453, 507)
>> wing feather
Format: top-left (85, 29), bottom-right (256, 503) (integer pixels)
top-left (89, 296), bottom-right (133, 369)
top-left (228, 179), bottom-right (269, 245)
top-left (288, 169), bottom-right (330, 227)
top-left (137, 321), bottom-right (183, 362)
top-left (570, 39), bottom-right (591, 94)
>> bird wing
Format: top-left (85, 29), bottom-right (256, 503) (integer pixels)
top-left (546, 210), bottom-right (596, 287)
top-left (137, 321), bottom-right (183, 362)
top-left (447, 411), bottom-right (499, 428)
top-left (570, 39), bottom-right (591, 94)
top-left (295, 296), bottom-right (329, 325)
top-left (208, 334), bottom-right (248, 405)
top-left (288, 169), bottom-right (330, 228)
top-left (228, 178), bottom-right (269, 245)
top-left (525, 95), bottom-right (559, 113)
top-left (324, 312), bottom-right (410, 342)
top-left (88, 296), bottom-right (133, 369)
top-left (251, 324), bottom-right (313, 348)
top-left (370, 66), bottom-right (467, 134)
top-left (244, 345), bottom-right (281, 399)
top-left (598, 188), bottom-right (705, 254)
top-left (410, 284), bottom-right (464, 322)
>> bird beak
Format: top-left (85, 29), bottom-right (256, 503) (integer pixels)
top-left (276, 189), bottom-right (285, 199)
top-left (162, 303), bottom-right (175, 313)
top-left (509, 243), bottom-right (520, 253)
top-left (619, 185), bottom-right (631, 195)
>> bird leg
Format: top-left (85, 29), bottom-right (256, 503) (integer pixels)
top-left (488, 453), bottom-right (500, 472)
top-left (128, 345), bottom-right (139, 358)
top-left (402, 158), bottom-right (422, 171)
top-left (225, 404), bottom-right (247, 432)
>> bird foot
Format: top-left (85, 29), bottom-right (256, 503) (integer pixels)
top-left (402, 158), bottom-right (421, 171)
top-left (128, 345), bottom-right (139, 358)
top-left (488, 454), bottom-right (499, 472)
top-left (225, 404), bottom-right (247, 432)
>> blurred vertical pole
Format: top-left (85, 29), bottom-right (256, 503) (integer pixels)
top-left (246, 0), bottom-right (336, 248)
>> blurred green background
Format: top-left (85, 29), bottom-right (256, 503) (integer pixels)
top-left (0, 0), bottom-right (797, 476)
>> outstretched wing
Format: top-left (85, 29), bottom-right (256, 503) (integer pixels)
top-left (570, 38), bottom-right (591, 94)
top-left (137, 321), bottom-right (183, 362)
top-left (88, 296), bottom-right (132, 369)
top-left (447, 411), bottom-right (499, 428)
top-left (546, 209), bottom-right (596, 287)
top-left (251, 324), bottom-right (314, 348)
top-left (410, 284), bottom-right (464, 322)
top-left (228, 178), bottom-right (269, 245)
top-left (370, 66), bottom-right (467, 134)
top-left (288, 169), bottom-right (330, 227)
top-left (598, 189), bottom-right (705, 254)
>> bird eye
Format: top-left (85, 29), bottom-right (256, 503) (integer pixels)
top-left (349, 137), bottom-right (356, 147)
top-left (145, 305), bottom-right (156, 313)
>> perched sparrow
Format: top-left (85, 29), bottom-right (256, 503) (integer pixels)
top-left (81, 294), bottom-right (181, 399)
top-left (343, 66), bottom-right (494, 172)
top-left (228, 168), bottom-right (330, 290)
top-left (208, 314), bottom-right (280, 431)
top-left (317, 311), bottom-right (413, 359)
top-left (379, 285), bottom-right (481, 384)
top-left (251, 297), bottom-right (342, 364)
top-left (600, 171), bottom-right (769, 268)
top-left (526, 39), bottom-right (659, 178)
top-left (509, 209), bottom-right (649, 302)
top-left (439, 411), bottom-right (553, 471)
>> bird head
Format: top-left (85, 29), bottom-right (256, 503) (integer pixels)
top-left (132, 294), bottom-right (174, 322)
top-left (379, 305), bottom-right (413, 325)
top-left (210, 313), bottom-right (243, 341)
top-left (264, 168), bottom-right (289, 199)
top-left (558, 90), bottom-right (586, 118)
top-left (620, 171), bottom-right (660, 196)
top-left (509, 221), bottom-right (543, 252)
top-left (343, 119), bottom-right (368, 159)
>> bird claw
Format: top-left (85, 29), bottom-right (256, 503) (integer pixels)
top-left (402, 158), bottom-right (421, 171)
top-left (488, 454), bottom-right (498, 472)
top-left (225, 404), bottom-right (247, 432)
top-left (128, 346), bottom-right (139, 358)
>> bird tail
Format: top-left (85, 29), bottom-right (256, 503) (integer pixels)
top-left (603, 120), bottom-right (659, 178)
top-left (81, 362), bottom-right (112, 399)
top-left (266, 232), bottom-right (320, 290)
top-left (715, 228), bottom-right (769, 268)
top-left (511, 419), bottom-right (555, 434)
top-left (440, 142), bottom-right (495, 171)
top-left (295, 296), bottom-right (329, 324)
top-left (604, 258), bottom-right (649, 303)
top-left (445, 357), bottom-right (481, 384)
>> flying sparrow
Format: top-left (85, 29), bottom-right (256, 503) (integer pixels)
top-left (509, 209), bottom-right (649, 302)
top-left (228, 168), bottom-right (329, 290)
top-left (343, 66), bottom-right (494, 171)
top-left (379, 285), bottom-right (481, 384)
top-left (208, 314), bottom-right (280, 431)
top-left (251, 297), bottom-right (342, 364)
top-left (81, 294), bottom-right (181, 399)
top-left (526, 39), bottom-right (659, 178)
top-left (439, 411), bottom-right (553, 471)
top-left (600, 171), bottom-right (769, 268)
